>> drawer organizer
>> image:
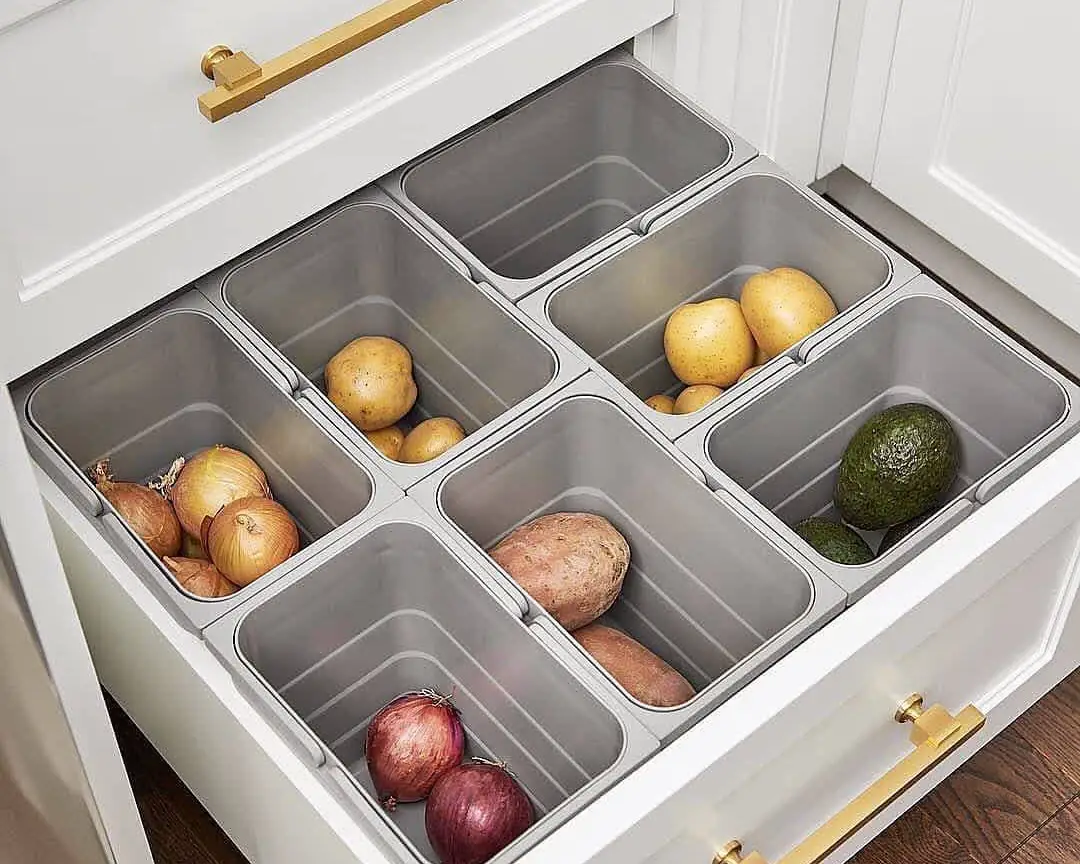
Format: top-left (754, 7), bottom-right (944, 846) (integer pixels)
top-left (200, 187), bottom-right (586, 488)
top-left (517, 156), bottom-right (921, 441)
top-left (679, 275), bottom-right (1080, 600)
top-left (204, 497), bottom-right (658, 864)
top-left (13, 47), bottom-right (1080, 864)
top-left (382, 52), bottom-right (756, 301)
top-left (16, 293), bottom-right (402, 631)
top-left (410, 373), bottom-right (846, 742)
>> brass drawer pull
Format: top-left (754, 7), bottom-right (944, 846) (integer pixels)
top-left (198, 0), bottom-right (455, 122)
top-left (714, 694), bottom-right (986, 864)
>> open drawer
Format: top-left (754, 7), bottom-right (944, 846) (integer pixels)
top-left (34, 351), bottom-right (1080, 864)
top-left (7, 19), bottom-right (1080, 864)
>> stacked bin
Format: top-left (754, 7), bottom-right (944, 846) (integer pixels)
top-left (14, 48), bottom-right (1080, 864)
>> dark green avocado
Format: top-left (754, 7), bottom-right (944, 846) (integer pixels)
top-left (835, 403), bottom-right (959, 531)
top-left (794, 517), bottom-right (874, 565)
top-left (877, 511), bottom-right (934, 556)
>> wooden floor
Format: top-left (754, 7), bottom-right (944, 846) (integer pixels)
top-left (108, 669), bottom-right (1080, 864)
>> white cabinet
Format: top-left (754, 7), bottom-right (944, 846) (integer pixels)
top-left (869, 0), bottom-right (1080, 334)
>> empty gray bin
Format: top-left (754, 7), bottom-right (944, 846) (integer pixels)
top-left (203, 189), bottom-right (586, 488)
top-left (679, 276), bottom-right (1080, 600)
top-left (411, 374), bottom-right (845, 741)
top-left (382, 51), bottom-right (755, 300)
top-left (18, 293), bottom-right (400, 630)
top-left (204, 497), bottom-right (657, 864)
top-left (519, 157), bottom-right (920, 441)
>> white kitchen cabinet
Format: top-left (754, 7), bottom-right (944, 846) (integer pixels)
top-left (4, 2), bottom-right (1080, 864)
top-left (867, 0), bottom-right (1080, 336)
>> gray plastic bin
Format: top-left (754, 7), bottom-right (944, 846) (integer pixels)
top-left (204, 497), bottom-right (657, 864)
top-left (411, 374), bottom-right (845, 741)
top-left (16, 293), bottom-right (401, 630)
top-left (519, 158), bottom-right (921, 441)
top-left (382, 51), bottom-right (755, 300)
top-left (679, 276), bottom-right (1080, 600)
top-left (203, 189), bottom-right (587, 488)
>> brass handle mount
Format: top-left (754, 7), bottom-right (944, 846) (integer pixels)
top-left (714, 694), bottom-right (985, 864)
top-left (198, 0), bottom-right (455, 122)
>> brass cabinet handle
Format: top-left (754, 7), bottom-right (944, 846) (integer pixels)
top-left (714, 694), bottom-right (986, 864)
top-left (198, 0), bottom-right (455, 122)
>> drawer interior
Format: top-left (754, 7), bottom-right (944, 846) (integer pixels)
top-left (706, 291), bottom-right (1070, 566)
top-left (26, 306), bottom-right (380, 622)
top-left (233, 517), bottom-right (636, 864)
top-left (219, 203), bottom-right (557, 453)
top-left (428, 389), bottom-right (840, 738)
top-left (398, 59), bottom-right (734, 283)
top-left (543, 172), bottom-right (893, 408)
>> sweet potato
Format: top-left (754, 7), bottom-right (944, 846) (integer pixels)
top-left (488, 512), bottom-right (629, 630)
top-left (572, 623), bottom-right (695, 708)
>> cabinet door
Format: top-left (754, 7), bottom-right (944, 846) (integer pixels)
top-left (0, 243), bottom-right (152, 864)
top-left (871, 0), bottom-right (1080, 331)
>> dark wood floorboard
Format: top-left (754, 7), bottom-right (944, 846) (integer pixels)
top-left (915, 725), bottom-right (1078, 863)
top-left (1012, 672), bottom-right (1080, 786)
top-left (111, 670), bottom-right (1080, 864)
top-left (1006, 798), bottom-right (1080, 864)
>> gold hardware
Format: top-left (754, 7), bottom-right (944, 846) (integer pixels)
top-left (197, 0), bottom-right (455, 122)
top-left (713, 694), bottom-right (985, 864)
top-left (200, 45), bottom-right (235, 80)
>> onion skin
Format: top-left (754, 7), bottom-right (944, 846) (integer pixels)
top-left (90, 460), bottom-right (181, 558)
top-left (365, 691), bottom-right (465, 809)
top-left (160, 446), bottom-right (270, 538)
top-left (205, 496), bottom-right (299, 586)
top-left (425, 762), bottom-right (534, 864)
top-left (163, 557), bottom-right (239, 599)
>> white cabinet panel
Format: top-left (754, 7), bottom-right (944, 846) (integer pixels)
top-left (872, 0), bottom-right (1080, 331)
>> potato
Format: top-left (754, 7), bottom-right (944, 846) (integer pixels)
top-left (737, 365), bottom-right (763, 384)
top-left (754, 342), bottom-right (769, 365)
top-left (489, 513), bottom-right (629, 630)
top-left (364, 425), bottom-right (406, 461)
top-left (673, 384), bottom-right (722, 415)
top-left (740, 267), bottom-right (838, 358)
top-left (644, 394), bottom-right (676, 414)
top-left (399, 417), bottom-right (465, 464)
top-left (326, 337), bottom-right (418, 431)
top-left (663, 298), bottom-right (756, 387)
top-left (572, 623), bottom-right (695, 707)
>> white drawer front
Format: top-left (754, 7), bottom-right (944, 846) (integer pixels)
top-left (0, 0), bottom-right (671, 379)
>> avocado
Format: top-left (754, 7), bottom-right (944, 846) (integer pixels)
top-left (794, 517), bottom-right (874, 565)
top-left (835, 403), bottom-right (959, 531)
top-left (877, 511), bottom-right (933, 556)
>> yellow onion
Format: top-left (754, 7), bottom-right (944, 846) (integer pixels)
top-left (90, 460), bottom-right (181, 558)
top-left (204, 496), bottom-right (299, 586)
top-left (156, 446), bottom-right (269, 537)
top-left (163, 557), bottom-right (239, 599)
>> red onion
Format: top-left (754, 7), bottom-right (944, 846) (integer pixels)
top-left (365, 691), bottom-right (465, 810)
top-left (425, 761), bottom-right (535, 864)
